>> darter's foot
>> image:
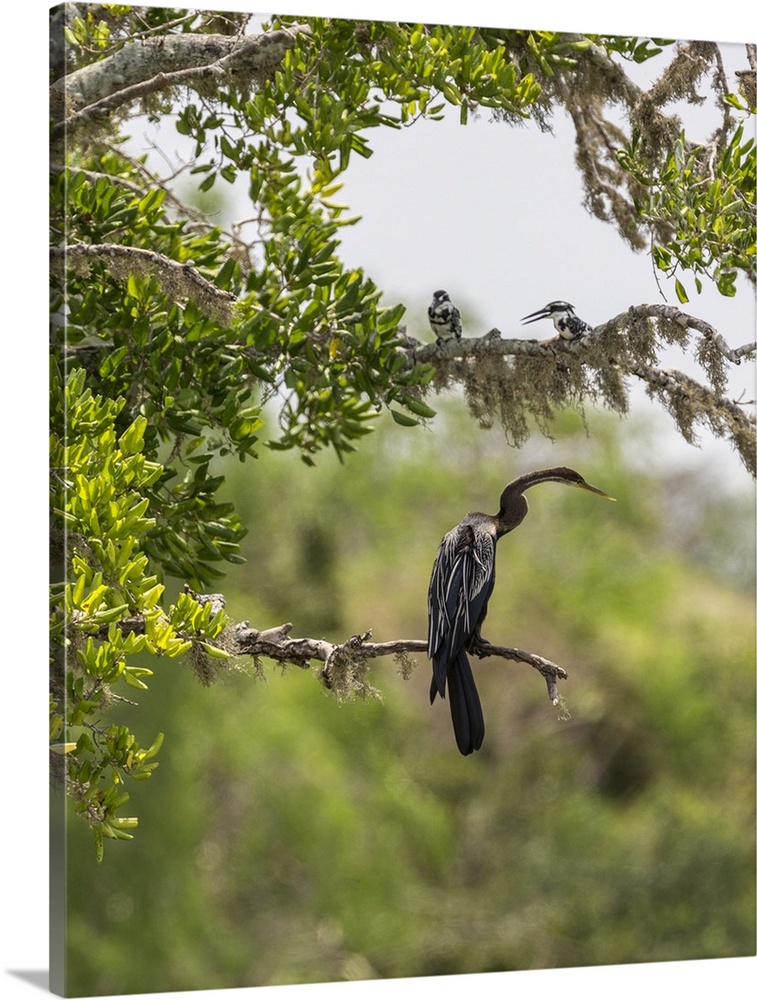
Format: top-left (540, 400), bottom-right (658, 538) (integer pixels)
top-left (466, 636), bottom-right (492, 654)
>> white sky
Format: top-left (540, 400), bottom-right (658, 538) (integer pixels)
top-left (2, 4), bottom-right (756, 1000)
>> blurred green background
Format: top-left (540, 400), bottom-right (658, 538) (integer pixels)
top-left (59, 402), bottom-right (756, 994)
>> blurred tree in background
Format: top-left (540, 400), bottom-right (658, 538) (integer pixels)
top-left (50, 5), bottom-right (755, 993)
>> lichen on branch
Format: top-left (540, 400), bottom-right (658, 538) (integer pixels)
top-left (399, 304), bottom-right (756, 475)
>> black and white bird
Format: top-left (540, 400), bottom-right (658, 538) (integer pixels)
top-left (520, 301), bottom-right (592, 341)
top-left (428, 289), bottom-right (463, 343)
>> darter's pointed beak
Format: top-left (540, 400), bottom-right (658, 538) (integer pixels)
top-left (577, 480), bottom-right (616, 501)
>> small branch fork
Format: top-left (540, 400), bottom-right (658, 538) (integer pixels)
top-left (230, 621), bottom-right (568, 705)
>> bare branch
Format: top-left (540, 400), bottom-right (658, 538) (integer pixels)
top-left (230, 621), bottom-right (568, 704)
top-left (472, 642), bottom-right (568, 704)
top-left (710, 44), bottom-right (734, 148)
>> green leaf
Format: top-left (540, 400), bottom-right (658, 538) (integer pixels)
top-left (389, 409), bottom-right (420, 427)
top-left (401, 396), bottom-right (437, 419)
top-left (119, 416), bottom-right (148, 455)
top-left (198, 641), bottom-right (231, 659)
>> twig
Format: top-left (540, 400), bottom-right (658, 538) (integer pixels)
top-left (50, 162), bottom-right (145, 198)
top-left (471, 642), bottom-right (568, 704)
top-left (54, 153), bottom-right (255, 268)
top-left (632, 362), bottom-right (754, 424)
top-left (631, 361), bottom-right (756, 477)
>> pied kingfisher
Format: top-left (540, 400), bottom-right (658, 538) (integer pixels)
top-left (520, 301), bottom-right (592, 341)
top-left (428, 289), bottom-right (463, 343)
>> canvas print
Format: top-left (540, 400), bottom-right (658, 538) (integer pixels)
top-left (49, 3), bottom-right (756, 996)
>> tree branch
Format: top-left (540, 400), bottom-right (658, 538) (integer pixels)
top-left (97, 589), bottom-right (571, 706)
top-left (50, 162), bottom-right (145, 199)
top-left (403, 304), bottom-right (755, 366)
top-left (624, 303), bottom-right (757, 363)
top-left (230, 622), bottom-right (569, 705)
top-left (50, 242), bottom-right (236, 320)
top-left (52, 155), bottom-right (255, 270)
top-left (51, 24), bottom-right (312, 139)
top-left (631, 362), bottom-right (756, 476)
top-left (399, 303), bottom-right (756, 475)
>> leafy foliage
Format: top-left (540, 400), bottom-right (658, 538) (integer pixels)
top-left (598, 35), bottom-right (676, 64)
top-left (50, 10), bottom-right (554, 855)
top-left (619, 124), bottom-right (756, 300)
top-left (50, 364), bottom-right (231, 856)
top-left (518, 33), bottom-right (756, 295)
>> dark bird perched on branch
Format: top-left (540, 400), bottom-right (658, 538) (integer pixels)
top-left (428, 289), bottom-right (463, 343)
top-left (427, 468), bottom-right (615, 755)
top-left (521, 300), bottom-right (592, 341)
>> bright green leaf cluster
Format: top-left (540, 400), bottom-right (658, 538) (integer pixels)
top-left (66, 726), bottom-right (164, 863)
top-left (50, 364), bottom-right (236, 858)
top-left (51, 159), bottom-right (252, 586)
top-left (62, 9), bottom-right (115, 55)
top-left (169, 590), bottom-right (230, 644)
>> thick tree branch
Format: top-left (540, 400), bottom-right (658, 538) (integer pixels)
top-left (50, 242), bottom-right (236, 320)
top-left (51, 24), bottom-right (311, 139)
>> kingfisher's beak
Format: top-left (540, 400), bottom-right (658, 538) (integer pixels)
top-left (577, 480), bottom-right (617, 501)
top-left (520, 307), bottom-right (550, 325)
